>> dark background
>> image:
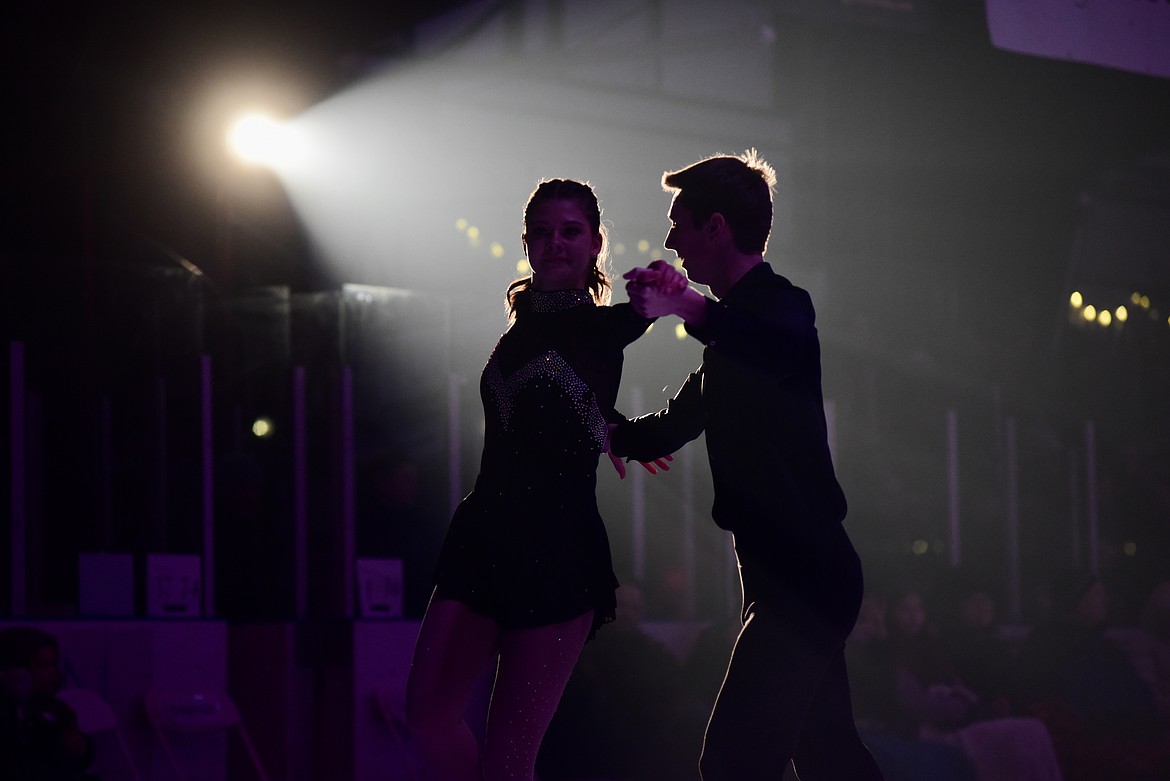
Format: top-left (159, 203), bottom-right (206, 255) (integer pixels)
top-left (3, 0), bottom-right (1169, 622)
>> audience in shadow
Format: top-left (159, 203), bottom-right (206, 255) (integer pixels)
top-left (1018, 570), bottom-right (1170, 781)
top-left (937, 576), bottom-right (1022, 722)
top-left (537, 584), bottom-right (696, 780)
top-left (1106, 578), bottom-right (1170, 724)
top-left (845, 592), bottom-right (978, 781)
top-left (846, 577), bottom-right (1063, 781)
top-left (0, 627), bottom-right (100, 781)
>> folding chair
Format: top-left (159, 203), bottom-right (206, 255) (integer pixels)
top-left (57, 687), bottom-right (142, 781)
top-left (144, 689), bottom-right (270, 781)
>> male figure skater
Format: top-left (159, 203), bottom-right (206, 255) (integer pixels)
top-left (608, 151), bottom-right (883, 780)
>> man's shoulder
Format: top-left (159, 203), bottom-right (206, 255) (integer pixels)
top-left (746, 262), bottom-right (800, 292)
top-left (740, 264), bottom-right (811, 306)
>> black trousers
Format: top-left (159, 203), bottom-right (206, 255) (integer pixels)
top-left (700, 532), bottom-right (884, 781)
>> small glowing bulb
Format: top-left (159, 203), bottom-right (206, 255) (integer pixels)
top-left (675, 323), bottom-right (688, 340)
top-left (490, 242), bottom-right (504, 258)
top-left (613, 242), bottom-right (626, 255)
top-left (1131, 291), bottom-right (1142, 305)
top-left (1082, 305), bottom-right (1096, 321)
top-left (516, 259), bottom-right (530, 274)
top-left (1123, 541), bottom-right (1137, 557)
top-left (1140, 295), bottom-right (1151, 309)
top-left (911, 539), bottom-right (929, 555)
top-left (1115, 306), bottom-right (1128, 323)
top-left (1097, 310), bottom-right (1112, 326)
top-left (1069, 291), bottom-right (1083, 308)
top-left (455, 218), bottom-right (468, 232)
top-left (467, 226), bottom-right (480, 240)
top-left (637, 239), bottom-right (650, 254)
top-left (252, 417), bottom-right (274, 438)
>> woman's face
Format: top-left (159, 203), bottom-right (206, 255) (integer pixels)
top-left (523, 198), bottom-right (602, 292)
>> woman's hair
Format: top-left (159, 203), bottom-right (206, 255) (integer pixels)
top-left (506, 178), bottom-right (611, 320)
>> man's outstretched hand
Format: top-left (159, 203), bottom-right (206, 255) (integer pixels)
top-left (604, 422), bottom-right (672, 480)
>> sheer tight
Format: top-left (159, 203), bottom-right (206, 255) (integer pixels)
top-left (406, 597), bottom-right (593, 781)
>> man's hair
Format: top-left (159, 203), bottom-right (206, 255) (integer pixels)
top-left (662, 149), bottom-right (776, 254)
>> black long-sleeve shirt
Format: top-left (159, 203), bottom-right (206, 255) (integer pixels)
top-left (611, 262), bottom-right (847, 554)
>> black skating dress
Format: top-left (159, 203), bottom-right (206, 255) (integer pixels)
top-left (433, 288), bottom-right (652, 637)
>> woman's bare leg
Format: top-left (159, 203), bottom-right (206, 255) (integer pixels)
top-left (481, 611), bottom-right (594, 781)
top-left (406, 596), bottom-right (503, 781)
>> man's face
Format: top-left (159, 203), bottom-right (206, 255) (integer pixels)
top-left (664, 197), bottom-right (713, 287)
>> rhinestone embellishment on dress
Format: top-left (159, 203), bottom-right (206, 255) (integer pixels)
top-left (529, 288), bottom-right (592, 313)
top-left (484, 350), bottom-right (608, 451)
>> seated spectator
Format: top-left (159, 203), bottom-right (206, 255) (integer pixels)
top-left (938, 577), bottom-right (1022, 720)
top-left (884, 581), bottom-right (1063, 781)
top-left (537, 583), bottom-right (691, 780)
top-left (0, 627), bottom-right (100, 781)
top-left (1107, 579), bottom-right (1170, 721)
top-left (1020, 571), bottom-right (1170, 781)
top-left (845, 592), bottom-right (978, 781)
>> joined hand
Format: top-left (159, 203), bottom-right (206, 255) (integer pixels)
top-left (624, 260), bottom-right (694, 319)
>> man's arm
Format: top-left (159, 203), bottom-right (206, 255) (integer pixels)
top-left (685, 288), bottom-right (812, 374)
top-left (609, 369), bottom-right (705, 463)
top-left (628, 261), bottom-right (811, 376)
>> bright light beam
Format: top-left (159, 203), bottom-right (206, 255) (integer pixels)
top-left (227, 113), bottom-right (306, 169)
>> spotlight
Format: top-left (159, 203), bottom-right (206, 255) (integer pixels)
top-left (227, 113), bottom-right (304, 169)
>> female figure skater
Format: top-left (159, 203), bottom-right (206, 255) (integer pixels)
top-left (405, 178), bottom-right (665, 781)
